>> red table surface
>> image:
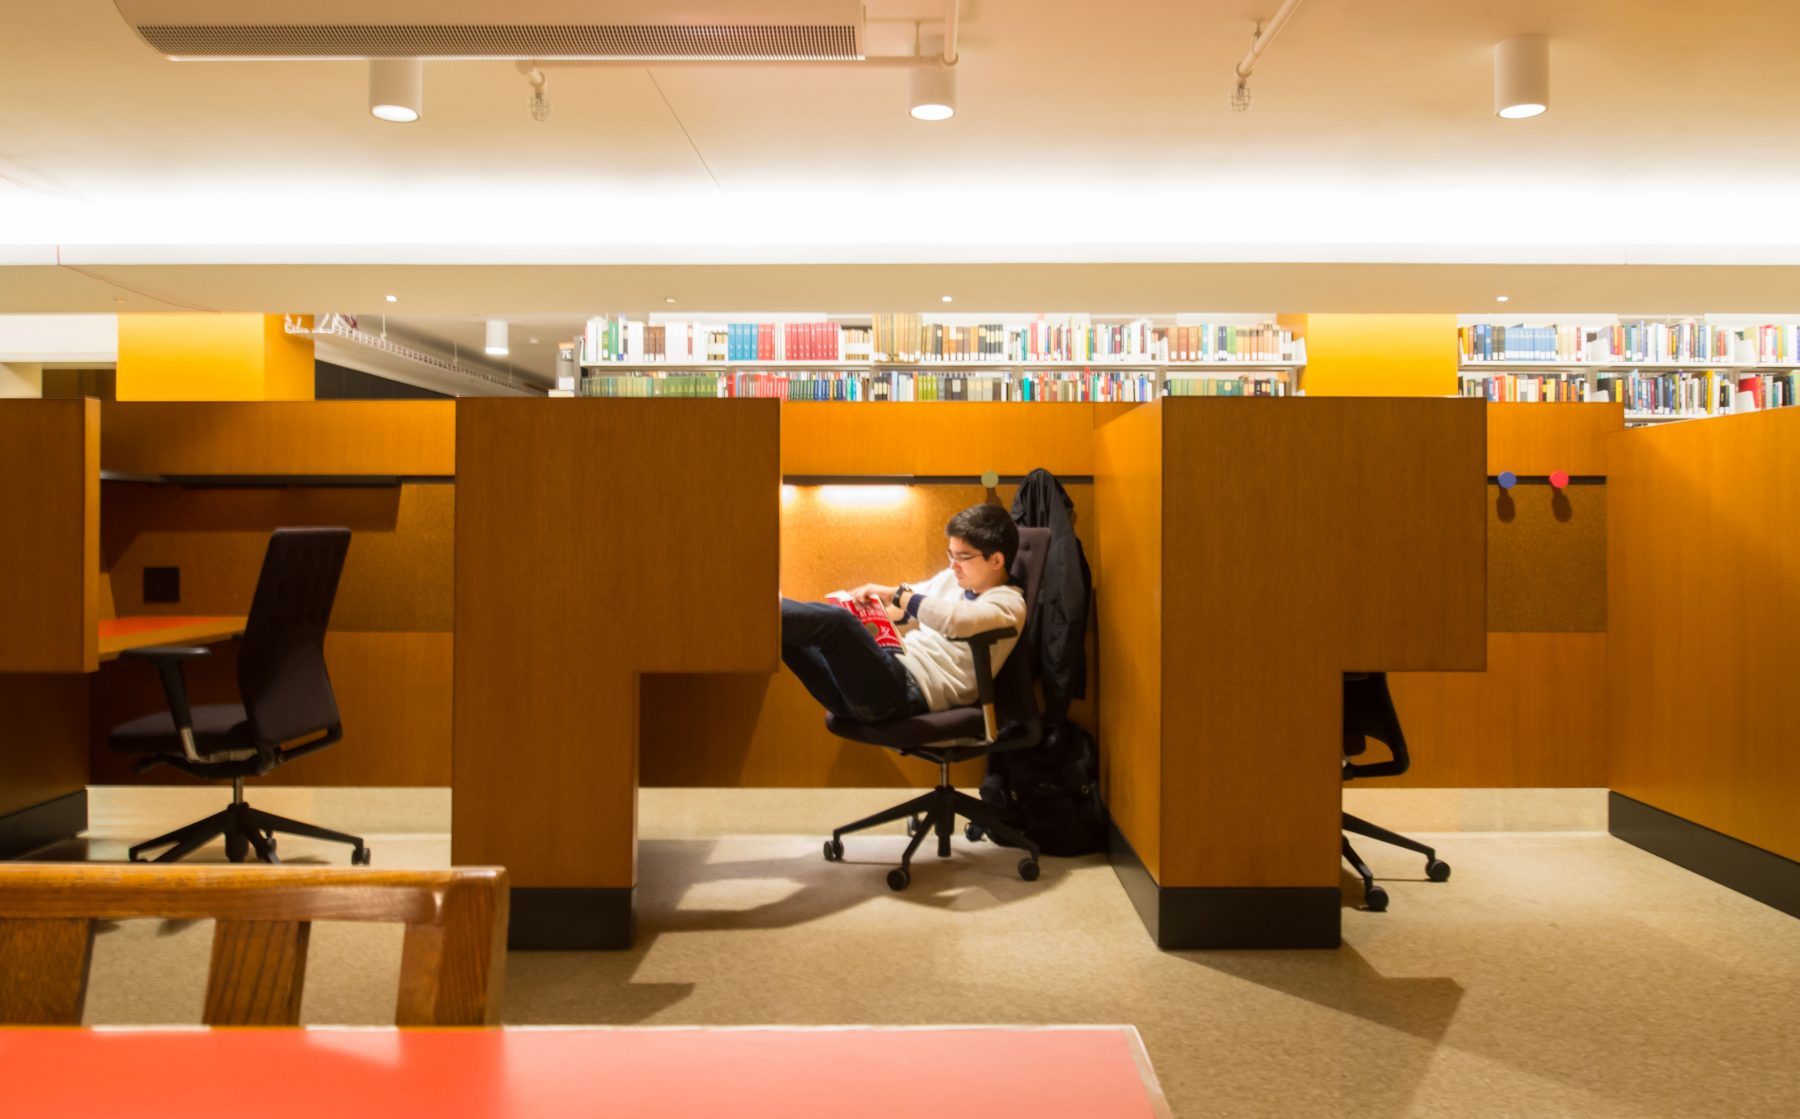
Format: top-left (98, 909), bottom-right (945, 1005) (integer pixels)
top-left (0, 1026), bottom-right (1166, 1119)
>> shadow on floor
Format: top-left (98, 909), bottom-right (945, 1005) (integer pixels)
top-left (505, 832), bottom-right (1074, 1025)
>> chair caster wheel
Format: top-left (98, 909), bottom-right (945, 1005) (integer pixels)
top-left (965, 823), bottom-right (986, 842)
top-left (823, 838), bottom-right (844, 862)
top-left (351, 847), bottom-right (372, 866)
top-left (128, 851), bottom-right (148, 863)
top-left (1426, 858), bottom-right (1451, 882)
top-left (887, 867), bottom-right (910, 891)
top-left (1018, 858), bottom-right (1040, 882)
top-left (226, 833), bottom-right (250, 863)
top-left (1364, 884), bottom-right (1389, 911)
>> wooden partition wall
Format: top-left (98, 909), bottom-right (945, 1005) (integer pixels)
top-left (0, 401), bottom-right (96, 834)
top-left (641, 402), bottom-right (1102, 788)
top-left (100, 401), bottom-right (454, 476)
top-left (1388, 403), bottom-right (1618, 787)
top-left (1098, 397), bottom-right (1487, 948)
top-left (0, 399), bottom-right (99, 674)
top-left (452, 399), bottom-right (780, 948)
top-left (1608, 407), bottom-right (1800, 893)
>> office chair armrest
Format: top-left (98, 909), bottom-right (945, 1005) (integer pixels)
top-left (119, 645), bottom-right (214, 661)
top-left (120, 646), bottom-right (211, 762)
top-left (953, 626), bottom-right (1017, 649)
top-left (957, 629), bottom-right (1021, 740)
top-left (1344, 757), bottom-right (1408, 780)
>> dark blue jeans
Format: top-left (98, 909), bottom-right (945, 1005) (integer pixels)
top-left (780, 598), bottom-right (925, 723)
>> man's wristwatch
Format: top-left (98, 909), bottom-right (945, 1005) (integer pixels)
top-left (891, 584), bottom-right (911, 608)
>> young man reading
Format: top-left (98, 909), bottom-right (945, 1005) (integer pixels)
top-left (780, 504), bottom-right (1025, 724)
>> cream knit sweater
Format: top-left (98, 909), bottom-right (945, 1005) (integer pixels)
top-left (895, 566), bottom-right (1027, 712)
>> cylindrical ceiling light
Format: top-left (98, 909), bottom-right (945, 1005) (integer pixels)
top-left (1494, 35), bottom-right (1549, 119)
top-left (485, 319), bottom-right (509, 356)
top-left (909, 33), bottom-right (955, 121)
top-left (370, 58), bottom-right (424, 123)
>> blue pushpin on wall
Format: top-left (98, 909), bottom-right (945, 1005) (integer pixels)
top-left (1497, 470), bottom-right (1518, 490)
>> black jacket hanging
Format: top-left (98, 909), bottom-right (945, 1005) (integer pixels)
top-left (1010, 468), bottom-right (1092, 718)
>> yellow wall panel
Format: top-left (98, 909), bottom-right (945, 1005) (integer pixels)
top-left (261, 313), bottom-right (317, 401)
top-left (1290, 313), bottom-right (1458, 397)
top-left (117, 314), bottom-right (314, 401)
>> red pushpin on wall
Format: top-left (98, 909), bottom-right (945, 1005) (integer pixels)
top-left (1548, 470), bottom-right (1570, 490)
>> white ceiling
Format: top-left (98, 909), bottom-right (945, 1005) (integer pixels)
top-left (5, 0), bottom-right (1800, 372)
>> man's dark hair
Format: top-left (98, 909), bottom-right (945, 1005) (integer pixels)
top-left (946, 503), bottom-right (1019, 573)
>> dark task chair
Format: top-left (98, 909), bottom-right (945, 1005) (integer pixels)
top-left (108, 527), bottom-right (370, 866)
top-left (822, 526), bottom-right (1051, 891)
top-left (1341, 671), bottom-right (1451, 910)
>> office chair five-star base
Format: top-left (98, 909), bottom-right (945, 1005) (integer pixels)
top-left (127, 777), bottom-right (371, 866)
top-left (824, 760), bottom-right (1041, 890)
top-left (1341, 812), bottom-right (1450, 912)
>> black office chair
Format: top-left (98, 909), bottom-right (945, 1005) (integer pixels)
top-left (821, 526), bottom-right (1052, 891)
top-left (1341, 671), bottom-right (1451, 910)
top-left (108, 527), bottom-right (370, 866)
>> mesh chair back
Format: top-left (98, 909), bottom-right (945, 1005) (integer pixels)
top-left (237, 527), bottom-right (351, 747)
top-left (1343, 671), bottom-right (1409, 779)
top-left (993, 526), bottom-right (1051, 728)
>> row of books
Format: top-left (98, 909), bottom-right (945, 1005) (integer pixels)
top-left (870, 316), bottom-right (1169, 363)
top-left (1460, 321), bottom-right (1800, 365)
top-left (569, 369), bottom-right (1296, 402)
top-left (579, 317), bottom-right (875, 365)
top-left (1460, 372), bottom-right (1593, 403)
top-left (857, 315), bottom-right (1306, 364)
top-left (1165, 373), bottom-right (1297, 397)
top-left (1460, 369), bottom-right (1800, 413)
top-left (1601, 370), bottom-right (1799, 416)
top-left (576, 373), bottom-right (719, 398)
top-left (732, 370), bottom-right (1166, 403)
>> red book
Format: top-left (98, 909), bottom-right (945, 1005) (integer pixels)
top-left (824, 591), bottom-right (902, 649)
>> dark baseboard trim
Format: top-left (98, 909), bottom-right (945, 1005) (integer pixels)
top-left (1609, 792), bottom-right (1800, 920)
top-left (509, 887), bottom-right (635, 950)
top-left (1107, 817), bottom-right (1340, 949)
top-left (0, 790), bottom-right (88, 860)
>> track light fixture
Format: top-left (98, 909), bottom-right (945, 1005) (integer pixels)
top-left (909, 32), bottom-right (955, 120)
top-left (1494, 35), bottom-right (1549, 119)
top-left (485, 319), bottom-right (510, 357)
top-left (369, 58), bottom-right (423, 123)
top-left (1228, 1), bottom-right (1307, 113)
top-left (518, 62), bottom-right (551, 123)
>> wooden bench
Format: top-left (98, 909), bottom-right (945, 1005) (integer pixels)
top-left (0, 864), bottom-right (508, 1026)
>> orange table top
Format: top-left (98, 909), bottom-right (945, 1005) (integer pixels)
top-left (0, 1026), bottom-right (1169, 1119)
top-left (97, 615), bottom-right (247, 660)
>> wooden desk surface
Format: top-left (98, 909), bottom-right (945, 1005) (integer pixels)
top-left (0, 1026), bottom-right (1170, 1119)
top-left (97, 615), bottom-right (246, 660)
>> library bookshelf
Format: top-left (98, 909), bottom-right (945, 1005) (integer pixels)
top-left (563, 313), bottom-right (1305, 402)
top-left (1457, 316), bottom-right (1800, 424)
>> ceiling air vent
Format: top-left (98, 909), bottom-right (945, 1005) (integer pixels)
top-left (114, 2), bottom-right (867, 60)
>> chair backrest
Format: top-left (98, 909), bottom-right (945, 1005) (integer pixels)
top-left (992, 526), bottom-right (1052, 729)
top-left (1343, 671), bottom-right (1410, 779)
top-left (238, 527), bottom-right (351, 747)
top-left (0, 864), bottom-right (508, 1027)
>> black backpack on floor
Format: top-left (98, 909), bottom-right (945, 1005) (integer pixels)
top-left (980, 719), bottom-right (1107, 857)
